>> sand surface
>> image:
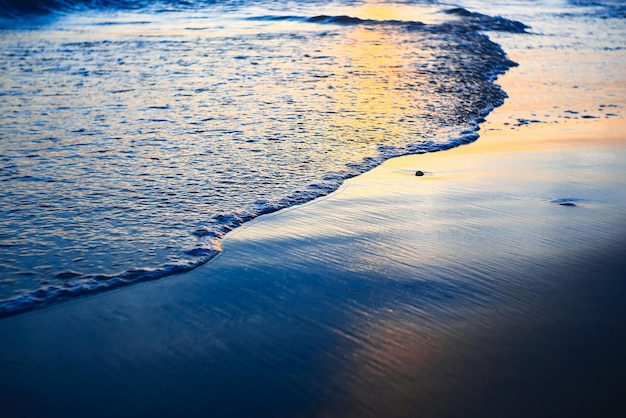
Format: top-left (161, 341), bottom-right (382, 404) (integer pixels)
top-left (1, 50), bottom-right (626, 418)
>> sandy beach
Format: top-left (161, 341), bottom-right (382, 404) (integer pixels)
top-left (1, 36), bottom-right (625, 417)
top-left (1, 0), bottom-right (626, 415)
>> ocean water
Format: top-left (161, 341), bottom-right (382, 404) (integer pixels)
top-left (0, 0), bottom-right (623, 317)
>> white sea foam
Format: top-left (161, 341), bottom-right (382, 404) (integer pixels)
top-left (0, 0), bottom-right (531, 316)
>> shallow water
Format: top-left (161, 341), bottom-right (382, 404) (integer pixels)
top-left (0, 0), bottom-right (525, 314)
top-left (0, 0), bottom-right (624, 316)
top-left (0, 1), bottom-right (625, 416)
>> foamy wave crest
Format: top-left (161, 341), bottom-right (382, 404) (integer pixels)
top-left (0, 124), bottom-right (488, 320)
top-left (444, 8), bottom-right (530, 33)
top-left (249, 14), bottom-right (425, 27)
top-left (0, 0), bottom-right (140, 17)
top-left (250, 10), bottom-right (529, 33)
top-left (0, 256), bottom-right (216, 318)
top-left (0, 2), bottom-right (520, 318)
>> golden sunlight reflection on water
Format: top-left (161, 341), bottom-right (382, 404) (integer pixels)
top-left (307, 22), bottom-right (431, 152)
top-left (327, 2), bottom-right (446, 24)
top-left (0, 0), bottom-right (515, 308)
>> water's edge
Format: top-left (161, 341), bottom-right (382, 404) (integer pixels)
top-left (0, 87), bottom-right (512, 319)
top-left (0, 6), bottom-right (521, 318)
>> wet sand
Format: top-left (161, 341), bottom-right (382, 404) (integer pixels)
top-left (1, 65), bottom-right (626, 418)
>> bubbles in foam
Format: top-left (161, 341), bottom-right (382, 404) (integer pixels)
top-left (0, 1), bottom-right (521, 317)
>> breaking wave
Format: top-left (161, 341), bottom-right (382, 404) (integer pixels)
top-left (0, 2), bottom-right (522, 317)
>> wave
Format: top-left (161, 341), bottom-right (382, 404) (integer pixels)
top-left (250, 9), bottom-right (530, 33)
top-left (0, 0), bottom-right (218, 18)
top-left (444, 7), bottom-right (529, 33)
top-left (0, 0), bottom-right (138, 17)
top-left (0, 4), bottom-right (519, 318)
top-left (0, 258), bottom-right (215, 318)
top-left (2, 0), bottom-right (623, 22)
top-left (0, 1), bottom-right (530, 34)
top-left (0, 130), bottom-right (487, 319)
top-left (249, 14), bottom-right (425, 28)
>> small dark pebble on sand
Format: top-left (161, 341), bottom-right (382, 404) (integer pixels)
top-left (551, 198), bottom-right (580, 207)
top-left (415, 170), bottom-right (424, 177)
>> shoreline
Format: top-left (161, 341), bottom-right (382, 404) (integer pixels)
top-left (1, 2), bottom-right (625, 416)
top-left (1, 59), bottom-right (625, 416)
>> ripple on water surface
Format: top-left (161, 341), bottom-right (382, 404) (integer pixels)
top-left (0, 1), bottom-right (523, 314)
